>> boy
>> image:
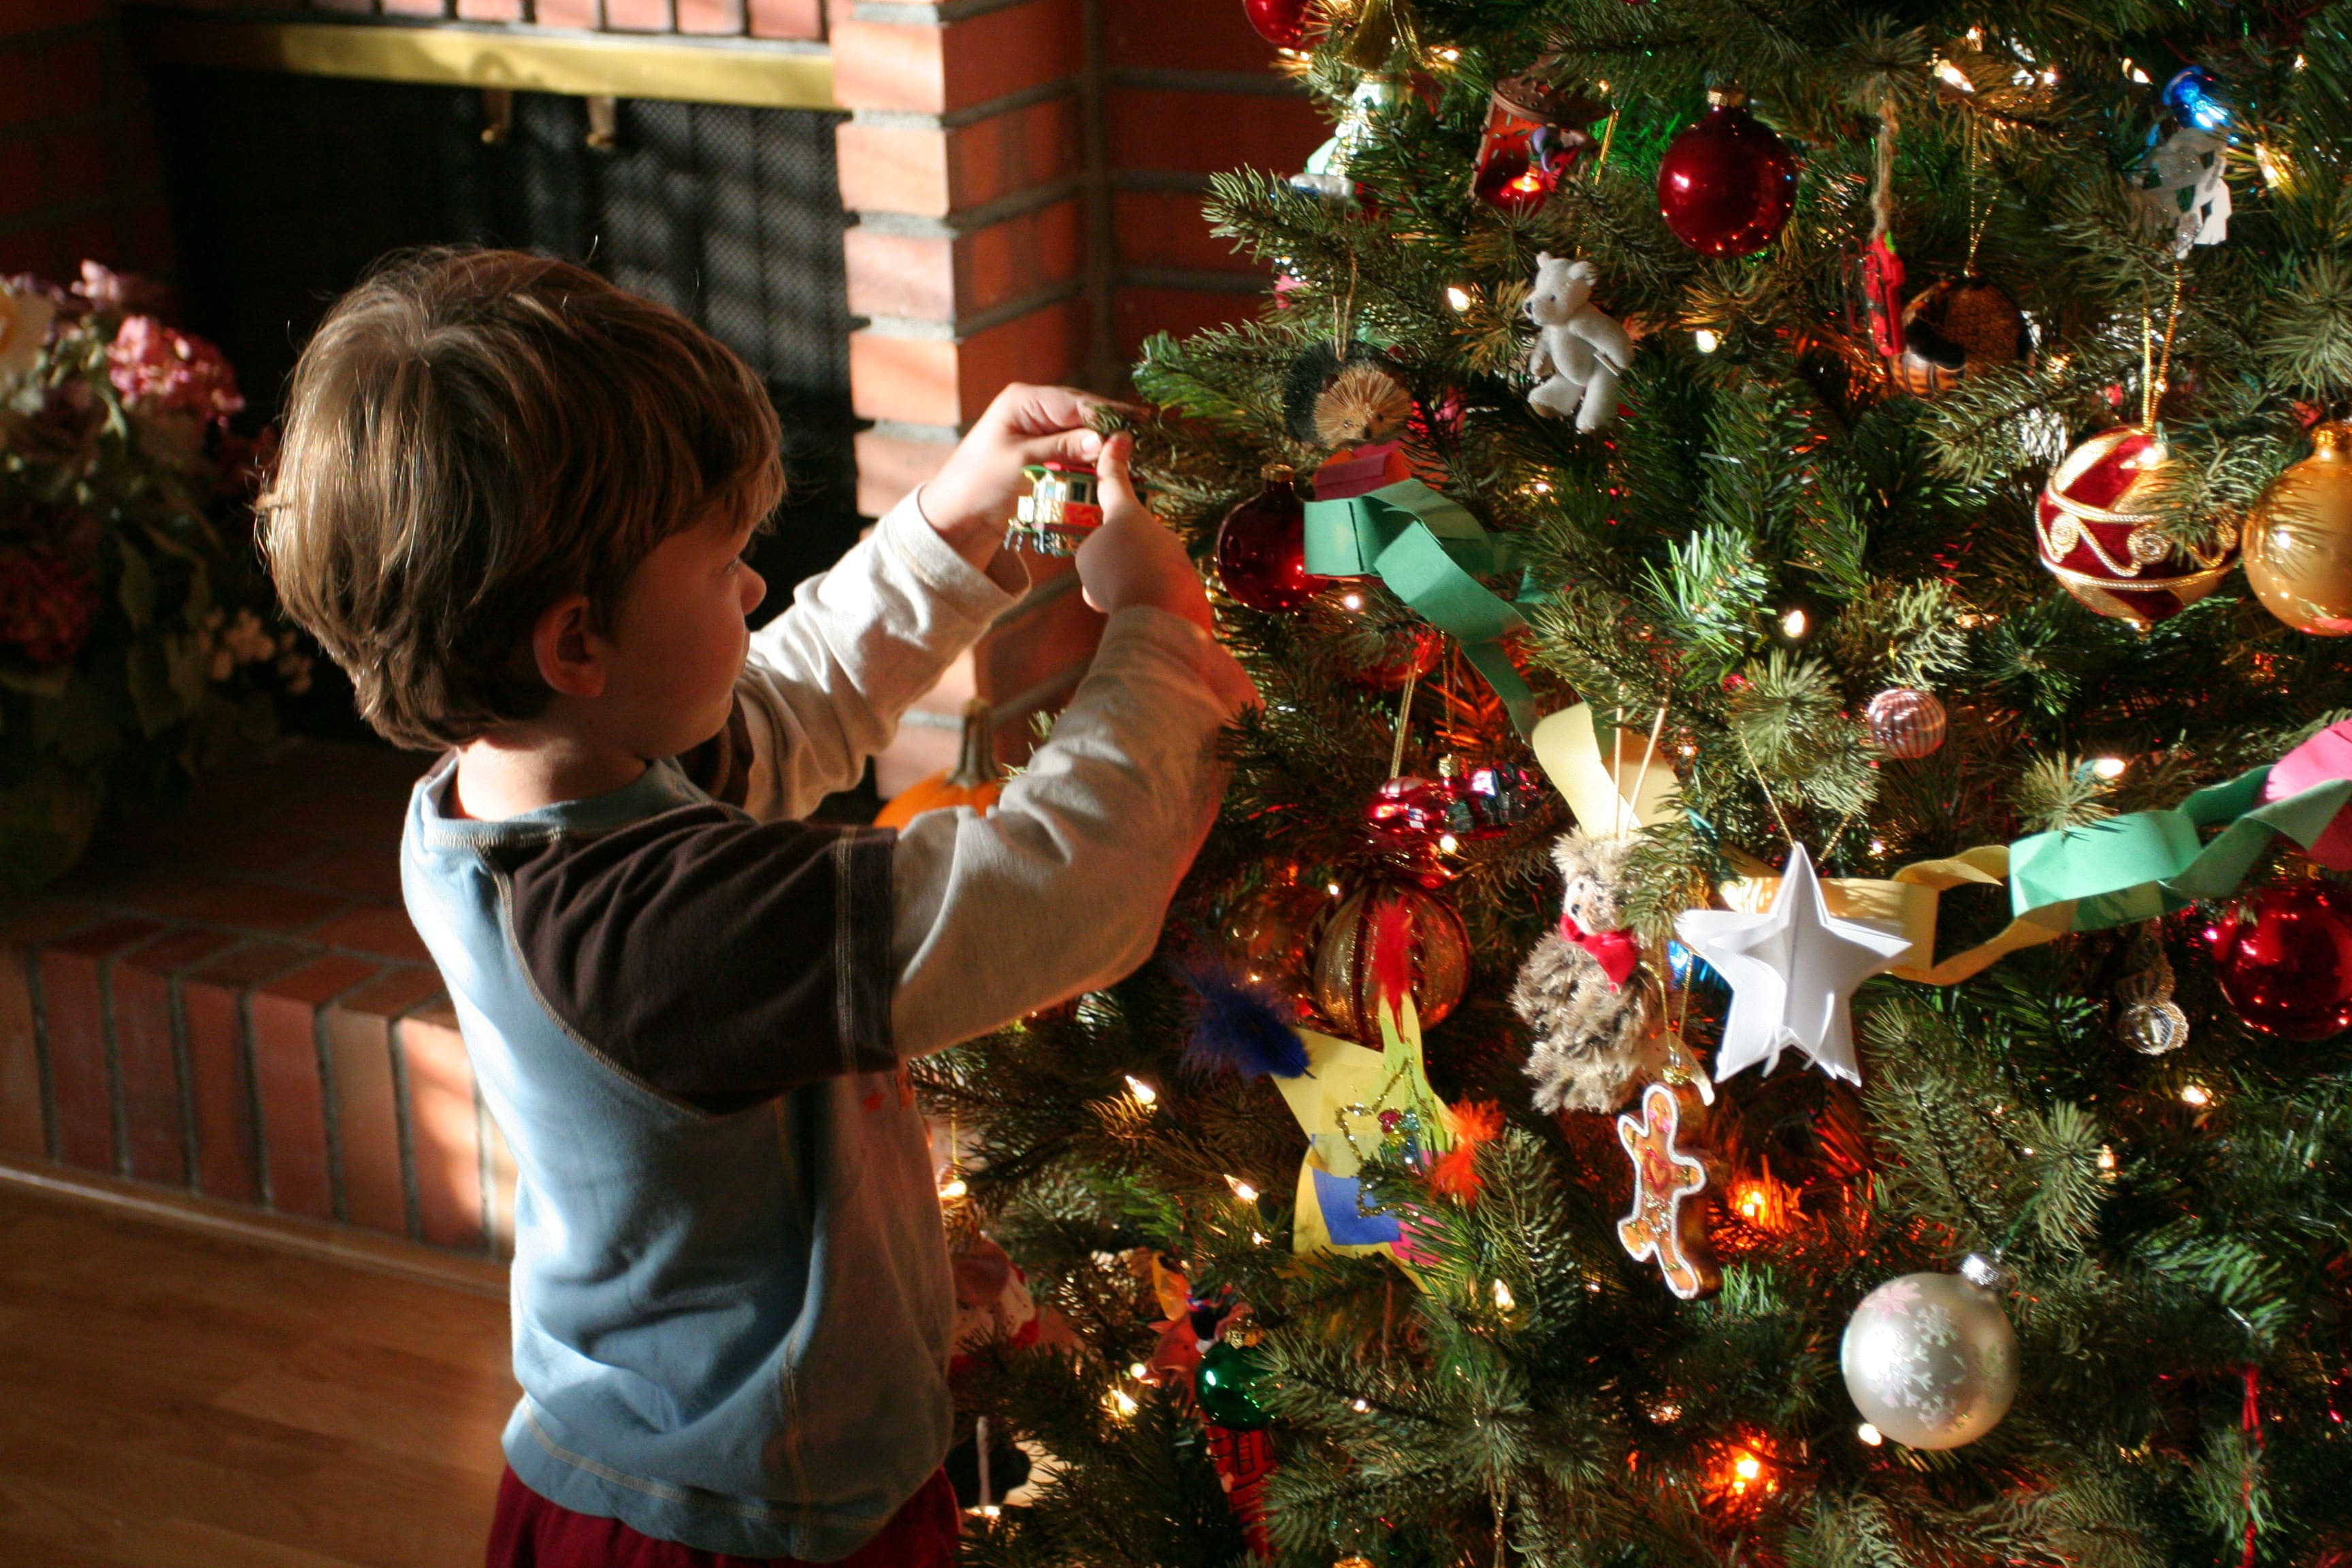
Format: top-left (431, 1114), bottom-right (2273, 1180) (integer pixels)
top-left (259, 248), bottom-right (1253, 1565)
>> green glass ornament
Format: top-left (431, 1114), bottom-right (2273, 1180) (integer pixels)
top-left (1194, 1339), bottom-right (1273, 1431)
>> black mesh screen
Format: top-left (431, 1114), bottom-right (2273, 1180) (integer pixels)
top-left (148, 69), bottom-right (862, 602)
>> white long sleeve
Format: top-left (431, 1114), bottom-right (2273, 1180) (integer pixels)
top-left (887, 607), bottom-right (1245, 1056)
top-left (728, 493), bottom-right (1249, 1058)
top-left (734, 492), bottom-right (1024, 822)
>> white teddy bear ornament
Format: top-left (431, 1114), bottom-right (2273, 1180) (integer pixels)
top-left (1524, 251), bottom-right (1631, 432)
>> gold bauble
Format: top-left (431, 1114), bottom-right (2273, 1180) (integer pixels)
top-left (2244, 421), bottom-right (2352, 635)
top-left (1311, 883), bottom-right (1471, 1040)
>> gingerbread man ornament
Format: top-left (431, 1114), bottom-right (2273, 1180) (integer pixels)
top-left (1615, 1081), bottom-right (1721, 1299)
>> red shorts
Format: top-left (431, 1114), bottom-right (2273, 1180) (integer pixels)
top-left (486, 1467), bottom-right (960, 1568)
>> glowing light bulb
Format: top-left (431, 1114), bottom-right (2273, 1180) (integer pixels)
top-left (1780, 607), bottom-right (1810, 640)
top-left (1435, 46), bottom-right (1460, 61)
top-left (2098, 1145), bottom-right (2117, 1171)
top-left (1327, 882), bottom-right (1343, 898)
top-left (2091, 755), bottom-right (2127, 780)
top-left (1125, 1075), bottom-right (1158, 1106)
top-left (2258, 144), bottom-right (2290, 187)
top-left (1530, 479), bottom-right (1553, 494)
top-left (1250, 1230), bottom-right (1267, 1244)
top-left (1693, 328), bottom-right (1720, 353)
top-left (1107, 1388), bottom-right (1139, 1418)
top-left (1352, 1398), bottom-right (1371, 1412)
top-left (1437, 833), bottom-right (1460, 854)
top-left (1226, 1175), bottom-right (1260, 1203)
top-left (1857, 1422), bottom-right (1883, 1446)
top-left (1445, 284), bottom-right (1472, 312)
top-left (1934, 59), bottom-right (1974, 93)
top-left (1493, 1279), bottom-right (1516, 1311)
top-left (1341, 592), bottom-right (1364, 611)
top-left (1734, 1455), bottom-right (1761, 1481)
top-left (1129, 1362), bottom-right (1149, 1380)
top-left (938, 1174), bottom-right (968, 1199)
top-left (1737, 1184), bottom-right (1767, 1220)
top-left (2181, 1083), bottom-right (2212, 1107)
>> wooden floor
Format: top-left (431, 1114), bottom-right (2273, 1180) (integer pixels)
top-left (0, 1184), bottom-right (514, 1567)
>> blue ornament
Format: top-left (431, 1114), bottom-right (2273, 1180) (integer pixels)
top-left (2161, 67), bottom-right (2229, 133)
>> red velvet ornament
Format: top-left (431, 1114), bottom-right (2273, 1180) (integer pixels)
top-left (1243, 0), bottom-right (1316, 47)
top-left (1656, 99), bottom-right (1797, 258)
top-left (2206, 882), bottom-right (2352, 1041)
top-left (1214, 471), bottom-right (1326, 612)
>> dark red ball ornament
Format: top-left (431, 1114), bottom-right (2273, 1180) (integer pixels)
top-left (1215, 470), bottom-right (1326, 612)
top-left (1244, 0), bottom-right (1316, 47)
top-left (2206, 882), bottom-right (2352, 1041)
top-left (1656, 97), bottom-right (1797, 258)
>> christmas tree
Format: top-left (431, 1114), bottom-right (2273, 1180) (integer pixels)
top-left (924, 2), bottom-right (2352, 1562)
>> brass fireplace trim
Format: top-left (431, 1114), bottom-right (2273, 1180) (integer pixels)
top-left (130, 11), bottom-right (840, 110)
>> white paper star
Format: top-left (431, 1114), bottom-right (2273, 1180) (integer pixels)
top-left (1674, 844), bottom-right (1912, 1085)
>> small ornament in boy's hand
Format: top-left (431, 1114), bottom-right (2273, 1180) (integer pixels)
top-left (1003, 460), bottom-right (1103, 556)
top-left (1614, 1081), bottom-right (1719, 1299)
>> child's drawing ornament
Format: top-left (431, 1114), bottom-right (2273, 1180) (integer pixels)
top-left (1004, 460), bottom-right (1103, 556)
top-left (1524, 252), bottom-right (1631, 432)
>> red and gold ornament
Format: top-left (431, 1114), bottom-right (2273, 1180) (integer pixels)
top-left (1311, 881), bottom-right (1471, 1039)
top-left (2035, 425), bottom-right (2238, 627)
top-left (2206, 881), bottom-right (2352, 1041)
top-left (1656, 93), bottom-right (1797, 258)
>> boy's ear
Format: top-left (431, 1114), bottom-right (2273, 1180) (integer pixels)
top-left (530, 593), bottom-right (608, 699)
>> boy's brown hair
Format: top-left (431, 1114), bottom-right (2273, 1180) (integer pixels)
top-left (259, 247), bottom-right (785, 750)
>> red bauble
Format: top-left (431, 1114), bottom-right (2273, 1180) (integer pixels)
top-left (1364, 775), bottom-right (1453, 853)
top-left (2206, 883), bottom-right (2352, 1040)
top-left (1244, 0), bottom-right (1316, 47)
top-left (1215, 472), bottom-right (1326, 612)
top-left (2037, 426), bottom-right (2238, 627)
top-left (1656, 101), bottom-right (1797, 258)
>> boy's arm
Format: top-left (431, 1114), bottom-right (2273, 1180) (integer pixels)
top-left (887, 606), bottom-right (1252, 1057)
top-left (725, 492), bottom-right (1025, 822)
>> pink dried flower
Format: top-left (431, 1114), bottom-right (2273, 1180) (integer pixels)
top-left (108, 315), bottom-right (244, 422)
top-left (74, 261), bottom-right (174, 318)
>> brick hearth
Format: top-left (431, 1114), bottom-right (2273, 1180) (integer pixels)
top-left (0, 741), bottom-right (513, 1257)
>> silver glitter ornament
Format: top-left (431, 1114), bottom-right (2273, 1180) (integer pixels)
top-left (1840, 1255), bottom-right (2018, 1449)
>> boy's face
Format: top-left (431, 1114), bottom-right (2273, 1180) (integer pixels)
top-left (598, 501), bottom-right (768, 759)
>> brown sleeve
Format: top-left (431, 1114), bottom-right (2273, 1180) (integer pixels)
top-left (494, 804), bottom-right (896, 1115)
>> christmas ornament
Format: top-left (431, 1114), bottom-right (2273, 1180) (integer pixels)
top-left (1194, 1337), bottom-right (1273, 1429)
top-left (1215, 468), bottom-right (1326, 613)
top-left (1283, 346), bottom-right (1412, 450)
top-left (1220, 866), bottom-right (1326, 994)
top-left (1674, 843), bottom-right (1912, 1085)
top-left (1341, 619), bottom-right (1443, 692)
top-left (1291, 74), bottom-right (1398, 210)
top-left (1656, 93), bottom-right (1798, 258)
top-left (2206, 881), bottom-right (2352, 1040)
top-left (2035, 426), bottom-right (2238, 627)
top-left (1514, 829), bottom-right (1657, 1114)
top-left (1203, 1423), bottom-right (1277, 1556)
top-left (2243, 421), bottom-right (2352, 635)
top-left (2114, 921), bottom-right (2189, 1055)
top-left (874, 699), bottom-right (1003, 828)
top-left (1363, 760), bottom-right (1548, 854)
top-left (1524, 252), bottom-right (1630, 432)
top-left (1615, 1081), bottom-right (1720, 1299)
top-left (1471, 71), bottom-right (1602, 214)
top-left (1865, 687), bottom-right (1948, 760)
top-left (1003, 460), bottom-right (1102, 556)
top-left (1243, 0), bottom-right (1315, 48)
top-left (2136, 67), bottom-right (2231, 255)
top-left (1840, 1255), bottom-right (2019, 1449)
top-left (1313, 883), bottom-right (1470, 1037)
top-left (1893, 277), bottom-right (2029, 397)
top-left (1858, 235), bottom-right (1906, 358)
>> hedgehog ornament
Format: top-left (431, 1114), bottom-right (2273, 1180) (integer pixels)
top-left (1512, 829), bottom-right (1656, 1115)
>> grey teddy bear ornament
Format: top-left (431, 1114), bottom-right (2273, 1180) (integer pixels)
top-left (1512, 829), bottom-right (1656, 1115)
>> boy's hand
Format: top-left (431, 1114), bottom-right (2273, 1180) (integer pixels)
top-left (919, 383), bottom-right (1112, 569)
top-left (1076, 435), bottom-right (1213, 632)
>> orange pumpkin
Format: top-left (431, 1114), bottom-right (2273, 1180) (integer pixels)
top-left (875, 698), bottom-right (1004, 828)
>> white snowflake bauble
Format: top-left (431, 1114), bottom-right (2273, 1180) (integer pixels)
top-left (1839, 1257), bottom-right (2018, 1449)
